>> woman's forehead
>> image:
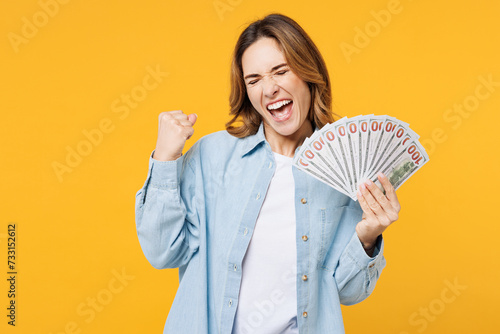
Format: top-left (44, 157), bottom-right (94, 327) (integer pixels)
top-left (242, 38), bottom-right (287, 75)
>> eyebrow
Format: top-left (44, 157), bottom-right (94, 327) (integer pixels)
top-left (243, 63), bottom-right (288, 80)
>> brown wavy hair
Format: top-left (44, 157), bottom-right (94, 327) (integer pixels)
top-left (226, 13), bottom-right (338, 138)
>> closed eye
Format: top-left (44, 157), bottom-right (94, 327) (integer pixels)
top-left (247, 69), bottom-right (288, 85)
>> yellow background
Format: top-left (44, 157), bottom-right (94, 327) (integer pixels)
top-left (1, 0), bottom-right (499, 333)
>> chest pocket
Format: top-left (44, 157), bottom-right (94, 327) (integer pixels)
top-left (319, 206), bottom-right (362, 271)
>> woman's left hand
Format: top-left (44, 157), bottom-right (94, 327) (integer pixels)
top-left (355, 172), bottom-right (401, 255)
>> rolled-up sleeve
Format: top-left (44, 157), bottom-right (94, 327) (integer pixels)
top-left (135, 149), bottom-right (200, 270)
top-left (334, 231), bottom-right (386, 306)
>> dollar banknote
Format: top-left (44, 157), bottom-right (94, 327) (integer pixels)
top-left (293, 115), bottom-right (429, 201)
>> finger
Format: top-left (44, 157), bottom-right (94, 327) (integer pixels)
top-left (159, 111), bottom-right (182, 127)
top-left (171, 113), bottom-right (197, 127)
top-left (377, 172), bottom-right (400, 212)
top-left (371, 173), bottom-right (400, 223)
top-left (357, 188), bottom-right (375, 218)
top-left (188, 113), bottom-right (198, 125)
top-left (159, 116), bottom-right (190, 130)
top-left (358, 186), bottom-right (393, 229)
top-left (176, 119), bottom-right (195, 127)
top-left (170, 112), bottom-right (190, 121)
top-left (364, 179), bottom-right (391, 211)
top-left (184, 126), bottom-right (195, 140)
top-left (168, 110), bottom-right (183, 115)
top-left (359, 182), bottom-right (384, 216)
top-left (159, 110), bottom-right (182, 122)
top-left (360, 181), bottom-right (398, 228)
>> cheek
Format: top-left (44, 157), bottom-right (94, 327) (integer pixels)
top-left (289, 76), bottom-right (310, 99)
top-left (247, 91), bottom-right (265, 115)
top-left (295, 82), bottom-right (311, 107)
top-left (302, 84), bottom-right (311, 106)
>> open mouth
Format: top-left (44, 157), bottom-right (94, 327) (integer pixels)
top-left (267, 99), bottom-right (293, 122)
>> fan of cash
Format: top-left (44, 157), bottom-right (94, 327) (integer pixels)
top-left (293, 115), bottom-right (429, 201)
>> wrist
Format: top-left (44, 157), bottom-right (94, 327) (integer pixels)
top-left (153, 150), bottom-right (182, 162)
top-left (355, 223), bottom-right (381, 252)
top-left (359, 239), bottom-right (376, 251)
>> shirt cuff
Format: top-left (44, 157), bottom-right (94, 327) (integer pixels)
top-left (343, 231), bottom-right (385, 274)
top-left (148, 149), bottom-right (184, 190)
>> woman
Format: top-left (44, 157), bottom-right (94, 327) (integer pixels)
top-left (135, 13), bottom-right (400, 334)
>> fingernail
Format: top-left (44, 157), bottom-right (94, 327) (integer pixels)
top-left (365, 179), bottom-right (372, 186)
top-left (357, 190), bottom-right (362, 197)
top-left (360, 183), bottom-right (366, 190)
top-left (377, 172), bottom-right (385, 178)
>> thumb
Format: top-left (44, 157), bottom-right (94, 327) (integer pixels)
top-left (188, 113), bottom-right (198, 125)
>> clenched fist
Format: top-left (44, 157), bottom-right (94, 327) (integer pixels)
top-left (152, 110), bottom-right (197, 161)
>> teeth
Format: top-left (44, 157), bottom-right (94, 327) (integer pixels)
top-left (267, 99), bottom-right (292, 111)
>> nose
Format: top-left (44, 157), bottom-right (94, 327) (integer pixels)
top-left (262, 74), bottom-right (279, 97)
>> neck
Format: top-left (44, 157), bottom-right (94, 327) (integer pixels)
top-left (263, 121), bottom-right (314, 158)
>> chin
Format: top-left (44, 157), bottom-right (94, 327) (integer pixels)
top-left (271, 123), bottom-right (302, 137)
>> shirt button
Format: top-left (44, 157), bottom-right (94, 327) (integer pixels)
top-left (301, 198), bottom-right (307, 204)
top-left (302, 311), bottom-right (308, 318)
top-left (234, 264), bottom-right (237, 271)
top-left (302, 275), bottom-right (308, 281)
top-left (243, 228), bottom-right (248, 235)
top-left (256, 193), bottom-right (260, 200)
top-left (268, 161), bottom-right (273, 168)
top-left (302, 235), bottom-right (308, 241)
top-left (229, 299), bottom-right (233, 307)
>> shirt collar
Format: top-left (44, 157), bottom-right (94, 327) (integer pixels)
top-left (239, 121), bottom-right (319, 157)
top-left (240, 122), bottom-right (267, 157)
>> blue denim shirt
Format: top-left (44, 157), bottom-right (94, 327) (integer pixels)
top-left (135, 122), bottom-right (386, 334)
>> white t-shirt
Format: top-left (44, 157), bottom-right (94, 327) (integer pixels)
top-left (232, 152), bottom-right (298, 334)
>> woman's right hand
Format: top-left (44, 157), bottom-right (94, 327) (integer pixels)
top-left (153, 110), bottom-right (198, 161)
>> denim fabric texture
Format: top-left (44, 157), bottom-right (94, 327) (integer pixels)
top-left (135, 122), bottom-right (386, 334)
